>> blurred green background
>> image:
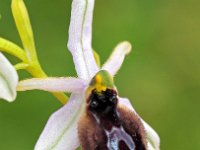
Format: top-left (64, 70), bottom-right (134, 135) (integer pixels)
top-left (0, 0), bottom-right (200, 149)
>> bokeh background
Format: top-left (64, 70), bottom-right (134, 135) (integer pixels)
top-left (0, 0), bottom-right (200, 149)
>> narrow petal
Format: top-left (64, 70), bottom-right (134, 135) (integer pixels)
top-left (35, 93), bottom-right (84, 150)
top-left (12, 0), bottom-right (38, 61)
top-left (68, 0), bottom-right (99, 79)
top-left (102, 41), bottom-right (132, 76)
top-left (17, 77), bottom-right (87, 93)
top-left (119, 97), bottom-right (160, 150)
top-left (0, 53), bottom-right (18, 102)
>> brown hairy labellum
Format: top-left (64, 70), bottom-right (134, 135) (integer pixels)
top-left (78, 88), bottom-right (147, 150)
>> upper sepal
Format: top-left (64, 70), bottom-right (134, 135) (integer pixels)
top-left (68, 0), bottom-right (99, 79)
top-left (0, 53), bottom-right (18, 102)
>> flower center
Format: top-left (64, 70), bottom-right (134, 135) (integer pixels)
top-left (89, 88), bottom-right (118, 116)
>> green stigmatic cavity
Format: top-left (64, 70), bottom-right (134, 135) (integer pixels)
top-left (89, 70), bottom-right (115, 93)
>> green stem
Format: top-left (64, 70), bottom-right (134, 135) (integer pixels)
top-left (1, 0), bottom-right (68, 105)
top-left (0, 38), bottom-right (28, 62)
top-left (11, 0), bottom-right (38, 63)
top-left (14, 63), bottom-right (29, 70)
top-left (0, 38), bottom-right (68, 104)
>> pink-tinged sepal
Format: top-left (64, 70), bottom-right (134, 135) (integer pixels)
top-left (68, 0), bottom-right (99, 80)
top-left (35, 94), bottom-right (85, 150)
top-left (17, 77), bottom-right (87, 93)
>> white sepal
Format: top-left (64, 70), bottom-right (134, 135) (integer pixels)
top-left (35, 93), bottom-right (84, 150)
top-left (0, 53), bottom-right (18, 102)
top-left (68, 0), bottom-right (99, 80)
top-left (17, 77), bottom-right (87, 93)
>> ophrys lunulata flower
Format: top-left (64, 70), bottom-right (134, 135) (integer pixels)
top-left (0, 0), bottom-right (160, 149)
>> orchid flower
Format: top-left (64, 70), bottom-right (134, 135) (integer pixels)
top-left (0, 0), bottom-right (160, 149)
top-left (17, 0), bottom-right (160, 149)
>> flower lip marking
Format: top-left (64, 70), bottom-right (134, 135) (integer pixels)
top-left (105, 126), bottom-right (136, 150)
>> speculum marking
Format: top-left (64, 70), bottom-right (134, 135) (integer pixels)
top-left (105, 126), bottom-right (135, 150)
